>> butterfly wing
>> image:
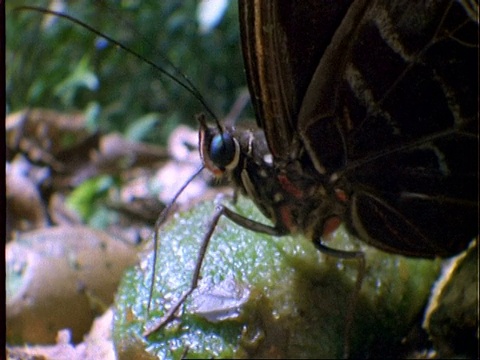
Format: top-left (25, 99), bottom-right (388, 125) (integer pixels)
top-left (297, 0), bottom-right (478, 256)
top-left (239, 0), bottom-right (478, 257)
top-left (239, 0), bottom-right (355, 159)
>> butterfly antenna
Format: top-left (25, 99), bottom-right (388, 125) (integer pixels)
top-left (147, 165), bottom-right (205, 315)
top-left (14, 6), bottom-right (220, 123)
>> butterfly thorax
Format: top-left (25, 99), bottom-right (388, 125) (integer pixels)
top-left (199, 117), bottom-right (347, 239)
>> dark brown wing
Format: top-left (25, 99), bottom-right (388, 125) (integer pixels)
top-left (298, 0), bottom-right (478, 257)
top-left (238, 0), bottom-right (354, 159)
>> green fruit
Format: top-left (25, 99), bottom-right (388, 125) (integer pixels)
top-left (113, 197), bottom-right (441, 359)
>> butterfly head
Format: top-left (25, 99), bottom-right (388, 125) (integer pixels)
top-left (198, 114), bottom-right (240, 178)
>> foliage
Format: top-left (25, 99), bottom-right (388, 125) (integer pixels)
top-left (6, 0), bottom-right (247, 145)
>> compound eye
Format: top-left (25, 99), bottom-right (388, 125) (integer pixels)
top-left (209, 133), bottom-right (239, 170)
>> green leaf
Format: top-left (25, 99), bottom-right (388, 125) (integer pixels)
top-left (7, 2), bottom-right (248, 144)
top-left (66, 175), bottom-right (114, 221)
top-left (124, 113), bottom-right (161, 142)
top-left (54, 55), bottom-right (98, 107)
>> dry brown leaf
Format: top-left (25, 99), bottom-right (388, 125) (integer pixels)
top-left (6, 309), bottom-right (116, 360)
top-left (6, 226), bottom-right (138, 344)
top-left (6, 162), bottom-right (49, 238)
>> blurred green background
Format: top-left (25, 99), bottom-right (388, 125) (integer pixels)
top-left (6, 0), bottom-right (248, 145)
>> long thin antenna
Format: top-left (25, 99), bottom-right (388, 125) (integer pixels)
top-left (147, 165), bottom-right (205, 315)
top-left (14, 6), bottom-right (220, 122)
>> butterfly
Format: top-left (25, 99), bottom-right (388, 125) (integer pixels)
top-left (10, 0), bottom-right (478, 358)
top-left (143, 0), bottom-right (477, 357)
top-left (232, 0), bottom-right (478, 259)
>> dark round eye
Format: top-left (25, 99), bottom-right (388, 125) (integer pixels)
top-left (209, 133), bottom-right (237, 169)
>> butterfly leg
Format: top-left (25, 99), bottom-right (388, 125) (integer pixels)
top-left (143, 204), bottom-right (286, 336)
top-left (227, 208), bottom-right (366, 358)
top-left (313, 239), bottom-right (365, 359)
